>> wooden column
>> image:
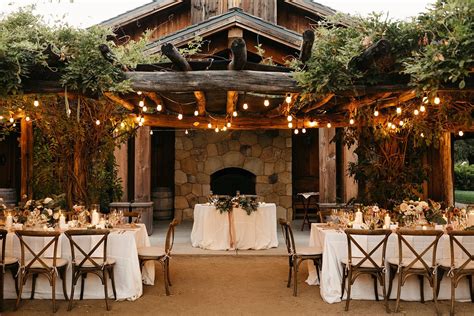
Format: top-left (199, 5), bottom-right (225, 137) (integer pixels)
top-left (341, 139), bottom-right (358, 202)
top-left (319, 128), bottom-right (336, 202)
top-left (439, 132), bottom-right (454, 206)
top-left (20, 117), bottom-right (33, 201)
top-left (134, 126), bottom-right (151, 202)
top-left (114, 142), bottom-right (128, 201)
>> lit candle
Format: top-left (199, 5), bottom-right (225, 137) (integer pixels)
top-left (384, 214), bottom-right (391, 228)
top-left (91, 209), bottom-right (100, 226)
top-left (354, 209), bottom-right (363, 225)
top-left (5, 214), bottom-right (13, 229)
top-left (59, 212), bottom-right (67, 229)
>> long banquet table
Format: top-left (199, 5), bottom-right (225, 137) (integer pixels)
top-left (306, 223), bottom-right (473, 303)
top-left (4, 224), bottom-right (154, 300)
top-left (191, 203), bottom-right (278, 250)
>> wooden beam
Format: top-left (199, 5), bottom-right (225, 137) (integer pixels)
top-left (337, 92), bottom-right (392, 111)
top-left (104, 92), bottom-right (135, 111)
top-left (269, 93), bottom-right (299, 117)
top-left (302, 93), bottom-right (334, 113)
top-left (378, 90), bottom-right (416, 109)
top-left (145, 92), bottom-right (165, 111)
top-left (299, 30), bottom-right (315, 64)
top-left (194, 91), bottom-right (207, 116)
top-left (439, 132), bottom-right (454, 206)
top-left (20, 117), bottom-right (33, 201)
top-left (226, 38), bottom-right (247, 116)
top-left (226, 91), bottom-right (239, 116)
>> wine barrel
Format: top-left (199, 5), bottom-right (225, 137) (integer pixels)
top-left (0, 188), bottom-right (16, 207)
top-left (152, 187), bottom-right (173, 220)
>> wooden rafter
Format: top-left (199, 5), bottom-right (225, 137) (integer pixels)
top-left (104, 92), bottom-right (135, 111)
top-left (299, 30), bottom-right (315, 64)
top-left (337, 92), bottom-right (392, 112)
top-left (226, 38), bottom-right (247, 117)
top-left (302, 93), bottom-right (334, 113)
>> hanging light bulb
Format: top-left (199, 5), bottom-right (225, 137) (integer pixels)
top-left (0, 116), bottom-right (3, 120)
top-left (285, 95), bottom-right (292, 104)
top-left (287, 115), bottom-right (293, 122)
top-left (396, 107), bottom-right (402, 114)
top-left (143, 106), bottom-right (148, 112)
top-left (399, 120), bottom-right (404, 126)
top-left (12, 123), bottom-right (16, 127)
top-left (232, 111), bottom-right (238, 117)
top-left (95, 119), bottom-right (101, 125)
top-left (208, 122), bottom-right (212, 129)
top-left (156, 104), bottom-right (162, 112)
top-left (434, 96), bottom-right (441, 105)
top-left (288, 122), bottom-right (293, 128)
top-left (25, 116), bottom-right (30, 122)
top-left (9, 117), bottom-right (14, 123)
top-left (222, 126), bottom-right (227, 131)
top-left (185, 129), bottom-right (189, 135)
top-left (414, 109), bottom-right (419, 115)
top-left (150, 130), bottom-right (154, 135)
top-left (391, 124), bottom-right (396, 130)
top-left (309, 120), bottom-right (317, 127)
top-left (420, 105), bottom-right (426, 112)
top-left (374, 110), bottom-right (379, 117)
top-left (140, 117), bottom-right (145, 123)
top-left (178, 113), bottom-right (183, 120)
top-left (215, 127), bottom-right (219, 133)
top-left (139, 100), bottom-right (144, 107)
top-left (458, 131), bottom-right (464, 137)
top-left (327, 122), bottom-right (331, 128)
top-left (422, 96), bottom-right (429, 104)
top-left (420, 132), bottom-right (425, 138)
top-left (137, 91), bottom-right (142, 95)
top-left (194, 110), bottom-right (199, 116)
top-left (294, 129), bottom-right (299, 135)
top-left (138, 121), bottom-right (143, 127)
top-left (33, 99), bottom-right (39, 107)
top-left (227, 122), bottom-right (231, 128)
top-left (264, 99), bottom-right (270, 107)
top-left (302, 128), bottom-right (306, 134)
top-left (349, 118), bottom-right (355, 125)
top-left (388, 122), bottom-right (392, 128)
top-left (243, 103), bottom-right (248, 110)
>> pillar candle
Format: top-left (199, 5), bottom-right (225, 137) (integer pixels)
top-left (59, 213), bottom-right (67, 229)
top-left (354, 210), bottom-right (363, 224)
top-left (384, 214), bottom-right (391, 228)
top-left (5, 215), bottom-right (13, 228)
top-left (91, 210), bottom-right (100, 226)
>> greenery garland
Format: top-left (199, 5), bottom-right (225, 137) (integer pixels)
top-left (213, 196), bottom-right (259, 215)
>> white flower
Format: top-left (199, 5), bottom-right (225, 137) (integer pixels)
top-left (419, 201), bottom-right (429, 209)
top-left (43, 197), bottom-right (53, 204)
top-left (372, 206), bottom-right (380, 212)
top-left (400, 203), bottom-right (408, 212)
top-left (53, 212), bottom-right (60, 220)
top-left (46, 208), bottom-right (53, 216)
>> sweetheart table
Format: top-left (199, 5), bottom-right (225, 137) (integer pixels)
top-left (191, 203), bottom-right (278, 250)
top-left (306, 223), bottom-right (473, 303)
top-left (4, 224), bottom-right (154, 301)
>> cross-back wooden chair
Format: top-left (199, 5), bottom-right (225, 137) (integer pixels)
top-left (138, 219), bottom-right (179, 296)
top-left (341, 229), bottom-right (391, 312)
top-left (64, 229), bottom-right (116, 311)
top-left (387, 229), bottom-right (443, 314)
top-left (15, 230), bottom-right (69, 313)
top-left (122, 211), bottom-right (141, 224)
top-left (0, 229), bottom-right (19, 311)
top-left (279, 218), bottom-right (322, 296)
top-left (318, 209), bottom-right (333, 223)
top-left (437, 230), bottom-right (474, 316)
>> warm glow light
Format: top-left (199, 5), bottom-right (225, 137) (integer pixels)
top-left (33, 99), bottom-right (39, 107)
top-left (12, 123), bottom-right (16, 127)
top-left (434, 96), bottom-right (441, 105)
top-left (178, 113), bottom-right (183, 120)
top-left (150, 130), bottom-right (153, 135)
top-left (294, 129), bottom-right (299, 135)
top-left (388, 122), bottom-right (392, 128)
top-left (420, 132), bottom-right (425, 138)
top-left (374, 110), bottom-right (379, 117)
top-left (243, 103), bottom-right (248, 110)
top-left (349, 118), bottom-right (355, 125)
top-left (222, 126), bottom-right (227, 131)
top-left (156, 104), bottom-right (162, 111)
top-left (302, 128), bottom-right (306, 134)
top-left (414, 109), bottom-right (419, 115)
top-left (185, 129), bottom-right (189, 135)
top-left (233, 111), bottom-right (238, 117)
top-left (9, 117), bottom-right (14, 123)
top-left (142, 106), bottom-right (148, 112)
top-left (137, 91), bottom-right (142, 95)
top-left (264, 99), bottom-right (270, 107)
top-left (285, 95), bottom-right (292, 104)
top-left (25, 116), bottom-right (30, 122)
top-left (399, 120), bottom-right (404, 126)
top-left (0, 116), bottom-right (3, 120)
top-left (139, 100), bottom-right (144, 107)
top-left (287, 115), bottom-right (293, 122)
top-left (140, 117), bottom-right (145, 123)
top-left (327, 122), bottom-right (331, 128)
top-left (96, 119), bottom-right (101, 125)
top-left (215, 127), bottom-right (219, 133)
top-left (138, 121), bottom-right (143, 126)
top-left (391, 124), bottom-right (396, 130)
top-left (194, 110), bottom-right (199, 116)
top-left (208, 123), bottom-right (212, 129)
top-left (227, 122), bottom-right (231, 128)
top-left (309, 120), bottom-right (317, 127)
top-left (459, 131), bottom-right (464, 137)
top-left (396, 107), bottom-right (402, 114)
top-left (120, 122), bottom-right (125, 128)
top-left (288, 122), bottom-right (293, 128)
top-left (420, 105), bottom-right (426, 112)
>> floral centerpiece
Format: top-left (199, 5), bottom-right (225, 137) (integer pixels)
top-left (19, 194), bottom-right (65, 227)
top-left (361, 205), bottom-right (386, 229)
top-left (72, 204), bottom-right (90, 226)
top-left (212, 195), bottom-right (259, 215)
top-left (395, 199), bottom-right (446, 227)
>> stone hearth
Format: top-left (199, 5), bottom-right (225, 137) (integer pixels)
top-left (175, 130), bottom-right (292, 220)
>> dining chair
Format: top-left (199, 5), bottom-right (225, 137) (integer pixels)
top-left (122, 211), bottom-right (141, 224)
top-left (64, 229), bottom-right (117, 311)
top-left (15, 230), bottom-right (69, 313)
top-left (341, 229), bottom-right (391, 312)
top-left (437, 230), bottom-right (474, 316)
top-left (387, 229), bottom-right (443, 314)
top-left (318, 209), bottom-right (333, 223)
top-left (0, 229), bottom-right (20, 311)
top-left (279, 218), bottom-right (322, 296)
top-left (138, 218), bottom-right (179, 296)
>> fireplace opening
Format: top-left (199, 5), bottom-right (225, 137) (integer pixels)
top-left (210, 168), bottom-right (256, 196)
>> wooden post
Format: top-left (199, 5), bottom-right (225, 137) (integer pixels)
top-left (20, 117), bottom-right (33, 201)
top-left (341, 136), bottom-right (358, 202)
top-left (134, 126), bottom-right (151, 202)
top-left (319, 128), bottom-right (336, 202)
top-left (440, 132), bottom-right (454, 206)
top-left (114, 142), bottom-right (128, 201)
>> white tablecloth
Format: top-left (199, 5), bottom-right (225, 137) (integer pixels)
top-left (306, 223), bottom-right (473, 303)
top-left (191, 203), bottom-right (278, 250)
top-left (4, 224), bottom-right (153, 301)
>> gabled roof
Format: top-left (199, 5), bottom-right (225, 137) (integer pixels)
top-left (100, 0), bottom-right (182, 28)
top-left (284, 0), bottom-right (336, 17)
top-left (145, 8), bottom-right (303, 54)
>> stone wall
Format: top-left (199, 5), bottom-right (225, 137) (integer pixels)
top-left (175, 130), bottom-right (292, 220)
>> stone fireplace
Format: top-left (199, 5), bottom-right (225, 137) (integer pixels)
top-left (174, 130), bottom-right (292, 220)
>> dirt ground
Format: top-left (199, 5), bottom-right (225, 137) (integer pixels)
top-left (3, 256), bottom-right (472, 316)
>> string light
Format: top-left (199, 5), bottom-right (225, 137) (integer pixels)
top-left (374, 110), bottom-right (379, 117)
top-left (138, 121), bottom-right (143, 126)
top-left (243, 103), bottom-right (248, 110)
top-left (422, 96), bottom-right (429, 104)
top-left (434, 96), bottom-right (441, 105)
top-left (227, 122), bottom-right (231, 128)
top-left (232, 111), bottom-right (238, 117)
top-left (327, 122), bottom-right (331, 128)
top-left (120, 122), bottom-right (125, 128)
top-left (208, 123), bottom-right (212, 129)
top-left (396, 107), bottom-right (402, 114)
top-left (185, 129), bottom-right (189, 135)
top-left (285, 95), bottom-right (292, 104)
top-left (264, 99), bottom-right (270, 107)
top-left (414, 109), bottom-right (419, 115)
top-left (150, 130), bottom-right (154, 135)
top-left (9, 117), bottom-right (14, 123)
top-left (0, 116), bottom-right (3, 120)
top-left (391, 124), bottom-right (396, 130)
top-left (142, 106), bottom-right (148, 112)
top-left (12, 123), bottom-right (16, 127)
top-left (178, 113), bottom-right (183, 120)
top-left (287, 115), bottom-right (293, 122)
top-left (222, 126), bottom-right (227, 131)
top-left (309, 120), bottom-right (317, 127)
top-left (139, 100), bottom-right (144, 107)
top-left (458, 131), bottom-right (464, 137)
top-left (215, 127), bottom-right (219, 133)
top-left (137, 91), bottom-right (142, 95)
top-left (95, 119), bottom-right (101, 125)
top-left (288, 122), bottom-right (293, 128)
top-left (349, 118), bottom-right (355, 125)
top-left (302, 128), bottom-right (306, 134)
top-left (33, 99), bottom-right (39, 107)
top-left (420, 105), bottom-right (426, 112)
top-left (399, 120), bottom-right (404, 126)
top-left (294, 129), bottom-right (299, 135)
top-left (388, 122), bottom-right (392, 128)
top-left (156, 104), bottom-right (162, 111)
top-left (194, 110), bottom-right (199, 116)
top-left (25, 116), bottom-right (30, 122)
top-left (420, 132), bottom-right (425, 138)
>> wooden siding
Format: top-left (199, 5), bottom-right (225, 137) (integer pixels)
top-left (277, 1), bottom-right (324, 34)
